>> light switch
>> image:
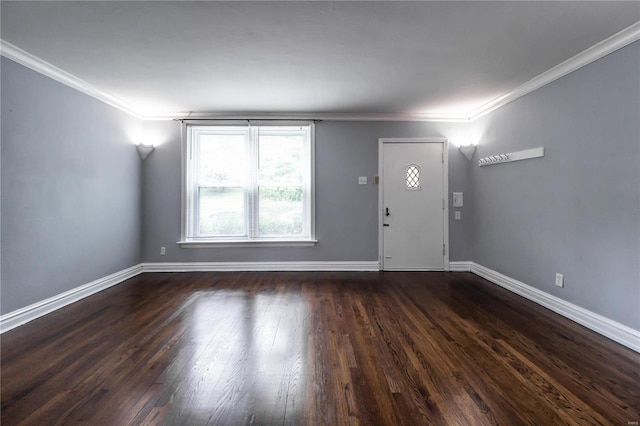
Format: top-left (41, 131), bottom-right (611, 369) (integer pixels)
top-left (358, 176), bottom-right (368, 185)
top-left (452, 192), bottom-right (463, 207)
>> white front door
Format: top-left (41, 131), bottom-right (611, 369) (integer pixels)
top-left (380, 139), bottom-right (447, 270)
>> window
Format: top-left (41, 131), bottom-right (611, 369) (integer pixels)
top-left (180, 122), bottom-right (316, 246)
top-left (406, 164), bottom-right (421, 190)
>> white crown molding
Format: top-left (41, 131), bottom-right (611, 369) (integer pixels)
top-left (141, 261), bottom-right (381, 272)
top-left (0, 39), bottom-right (468, 122)
top-left (147, 111), bottom-right (471, 122)
top-left (3, 22), bottom-right (639, 123)
top-left (467, 262), bottom-right (640, 353)
top-left (0, 39), bottom-right (142, 119)
top-left (469, 22), bottom-right (640, 120)
top-left (0, 264), bottom-right (143, 334)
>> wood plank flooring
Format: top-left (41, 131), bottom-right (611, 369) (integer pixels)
top-left (2, 271), bottom-right (639, 425)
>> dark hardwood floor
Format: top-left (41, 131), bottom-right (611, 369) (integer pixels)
top-left (2, 271), bottom-right (639, 425)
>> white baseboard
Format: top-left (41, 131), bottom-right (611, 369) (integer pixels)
top-left (141, 261), bottom-right (381, 273)
top-left (449, 261), bottom-right (472, 272)
top-left (465, 262), bottom-right (640, 353)
top-left (0, 264), bottom-right (143, 334)
top-left (6, 260), bottom-right (636, 353)
top-left (0, 261), bottom-right (378, 333)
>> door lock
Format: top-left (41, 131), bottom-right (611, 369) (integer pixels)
top-left (385, 207), bottom-right (390, 216)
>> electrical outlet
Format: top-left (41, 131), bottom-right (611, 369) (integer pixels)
top-left (454, 211), bottom-right (461, 220)
top-left (160, 246), bottom-right (166, 256)
top-left (358, 176), bottom-right (368, 185)
top-left (555, 273), bottom-right (564, 288)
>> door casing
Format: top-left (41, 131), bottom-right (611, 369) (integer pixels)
top-left (378, 137), bottom-right (449, 271)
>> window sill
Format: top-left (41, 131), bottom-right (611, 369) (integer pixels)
top-left (177, 239), bottom-right (318, 248)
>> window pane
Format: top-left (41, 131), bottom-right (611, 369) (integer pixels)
top-left (198, 134), bottom-right (246, 186)
top-left (258, 133), bottom-right (304, 185)
top-left (257, 130), bottom-right (306, 237)
top-left (406, 165), bottom-right (421, 190)
top-left (199, 187), bottom-right (245, 236)
top-left (258, 187), bottom-right (303, 236)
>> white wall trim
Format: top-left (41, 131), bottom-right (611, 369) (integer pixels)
top-left (4, 22), bottom-right (638, 122)
top-left (149, 111), bottom-right (471, 122)
top-left (0, 264), bottom-right (143, 334)
top-left (0, 261), bottom-right (377, 333)
top-left (465, 262), bottom-right (640, 353)
top-left (469, 22), bottom-right (640, 120)
top-left (3, 261), bottom-right (637, 353)
top-left (0, 39), bottom-right (142, 119)
top-left (141, 261), bottom-right (381, 272)
top-left (449, 261), bottom-right (472, 272)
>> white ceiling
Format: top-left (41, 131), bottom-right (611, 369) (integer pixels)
top-left (1, 1), bottom-right (639, 119)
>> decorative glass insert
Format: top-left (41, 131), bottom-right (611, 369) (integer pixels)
top-left (406, 165), bottom-right (421, 190)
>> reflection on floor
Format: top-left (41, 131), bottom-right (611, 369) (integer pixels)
top-left (2, 271), bottom-right (639, 424)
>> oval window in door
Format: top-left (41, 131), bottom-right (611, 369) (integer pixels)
top-left (406, 164), bottom-right (421, 190)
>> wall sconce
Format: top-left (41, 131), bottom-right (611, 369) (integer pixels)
top-left (458, 144), bottom-right (477, 161)
top-left (136, 143), bottom-right (155, 160)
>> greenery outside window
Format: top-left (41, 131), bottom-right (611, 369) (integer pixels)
top-left (180, 122), bottom-right (316, 247)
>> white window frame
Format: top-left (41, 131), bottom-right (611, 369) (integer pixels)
top-left (178, 120), bottom-right (316, 248)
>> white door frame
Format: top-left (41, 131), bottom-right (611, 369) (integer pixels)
top-left (378, 137), bottom-right (449, 271)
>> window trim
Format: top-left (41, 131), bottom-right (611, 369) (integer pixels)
top-left (178, 120), bottom-right (316, 247)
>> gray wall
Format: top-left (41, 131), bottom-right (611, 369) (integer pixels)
top-left (6, 39), bottom-right (636, 333)
top-left (1, 57), bottom-right (142, 314)
top-left (470, 41), bottom-right (640, 329)
top-left (142, 120), bottom-right (473, 263)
